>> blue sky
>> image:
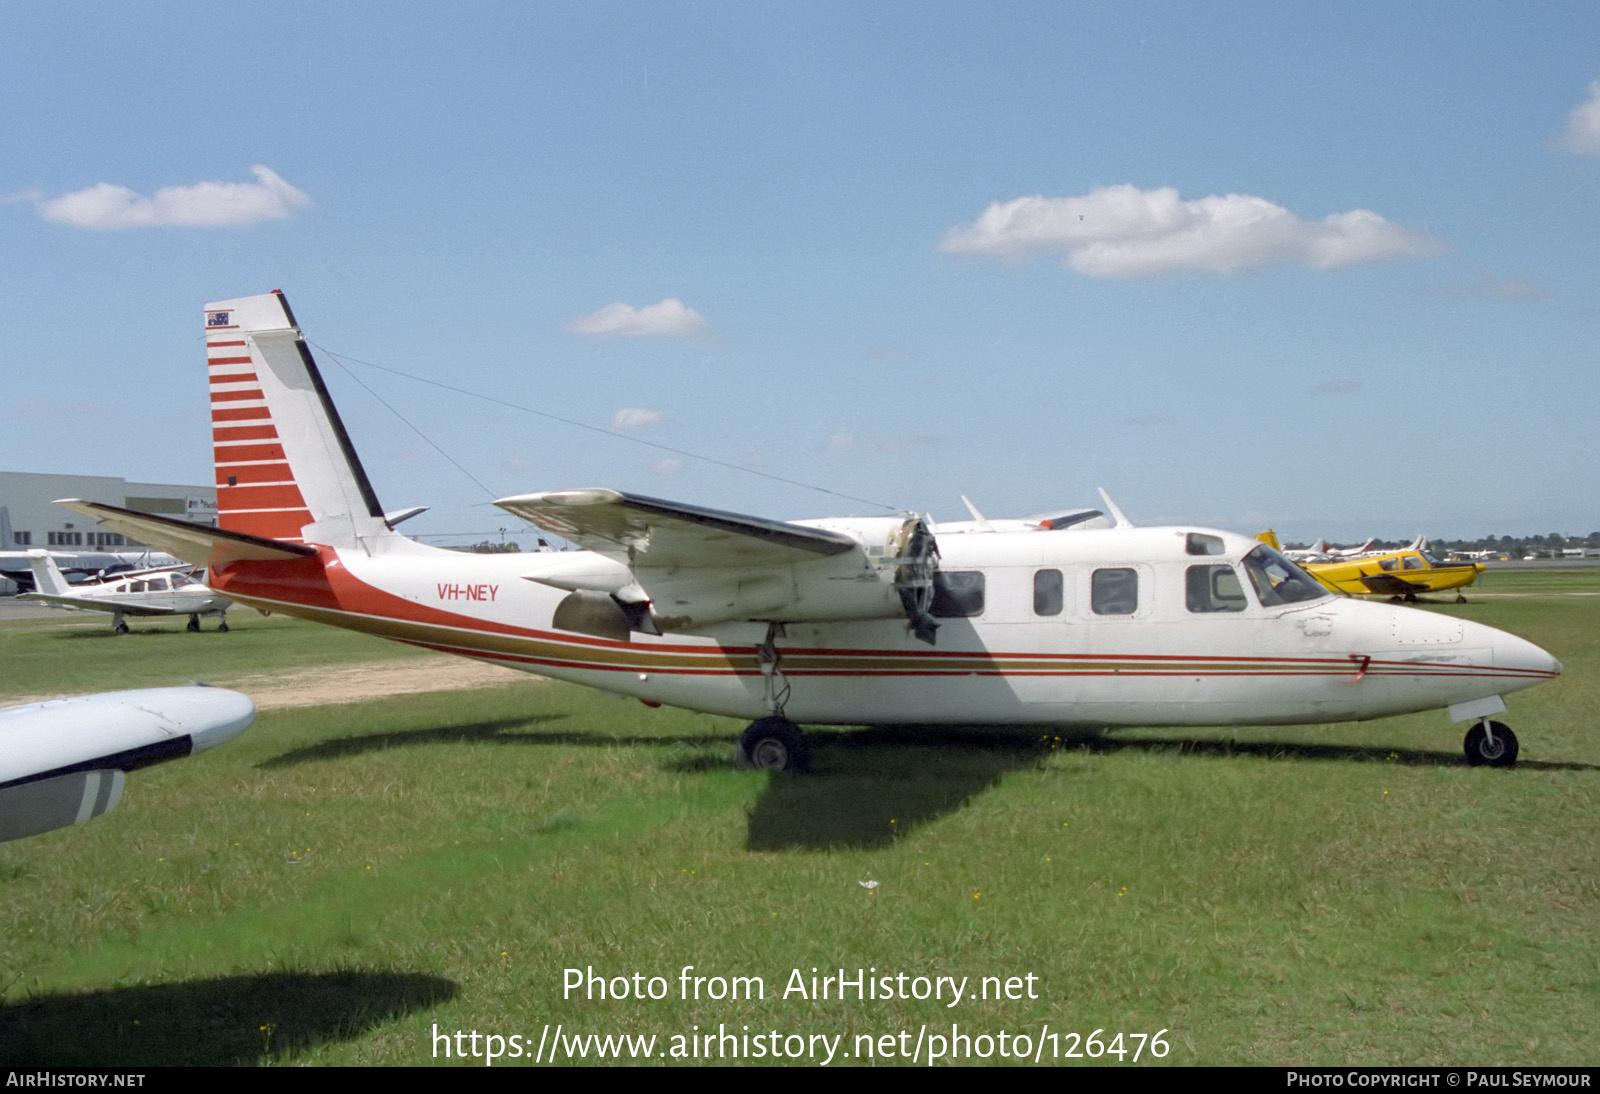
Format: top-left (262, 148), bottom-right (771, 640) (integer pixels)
top-left (4, 2), bottom-right (1598, 544)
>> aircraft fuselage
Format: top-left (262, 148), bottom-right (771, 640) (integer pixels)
top-left (207, 523), bottom-right (1558, 729)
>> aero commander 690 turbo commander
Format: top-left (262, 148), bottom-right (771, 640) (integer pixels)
top-left (56, 292), bottom-right (1560, 769)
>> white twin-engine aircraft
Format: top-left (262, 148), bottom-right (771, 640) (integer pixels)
top-left (57, 292), bottom-right (1560, 770)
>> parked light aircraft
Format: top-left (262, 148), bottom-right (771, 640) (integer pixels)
top-left (53, 292), bottom-right (1560, 770)
top-left (17, 550), bottom-right (232, 633)
top-left (1298, 548), bottom-right (1487, 604)
top-left (1257, 531), bottom-right (1379, 565)
top-left (0, 687), bottom-right (254, 842)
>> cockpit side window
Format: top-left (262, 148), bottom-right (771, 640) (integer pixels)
top-left (1186, 565), bottom-right (1246, 613)
top-left (1241, 545), bottom-right (1326, 607)
top-left (1091, 568), bottom-right (1138, 616)
top-left (1401, 555), bottom-right (1425, 570)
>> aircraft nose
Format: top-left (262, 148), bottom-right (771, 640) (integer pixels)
top-left (1480, 623), bottom-right (1562, 686)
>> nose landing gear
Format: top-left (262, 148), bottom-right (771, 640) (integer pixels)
top-left (1464, 718), bottom-right (1518, 767)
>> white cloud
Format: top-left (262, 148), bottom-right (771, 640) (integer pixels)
top-left (611, 407), bottom-right (663, 430)
top-left (1560, 80), bottom-right (1600, 155)
top-left (651, 457), bottom-right (684, 474)
top-left (37, 165), bottom-right (311, 229)
top-left (939, 184), bottom-right (1443, 278)
top-left (566, 298), bottom-right (707, 338)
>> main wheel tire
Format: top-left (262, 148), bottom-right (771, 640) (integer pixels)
top-left (1464, 721), bottom-right (1518, 767)
top-left (114, 621), bottom-right (129, 635)
top-left (187, 616), bottom-right (200, 632)
top-left (736, 717), bottom-right (811, 773)
top-left (217, 619), bottom-right (230, 633)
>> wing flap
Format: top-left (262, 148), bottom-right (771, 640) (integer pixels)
top-left (53, 500), bottom-right (316, 568)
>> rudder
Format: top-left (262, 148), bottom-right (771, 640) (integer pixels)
top-left (206, 292), bottom-right (388, 547)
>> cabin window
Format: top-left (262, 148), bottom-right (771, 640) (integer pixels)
top-left (130, 581), bottom-right (148, 592)
top-left (1186, 565), bottom-right (1246, 613)
top-left (1378, 558), bottom-right (1399, 572)
top-left (147, 576), bottom-right (170, 591)
top-left (931, 571), bottom-right (985, 618)
top-left (1185, 532), bottom-right (1225, 556)
top-left (1402, 555), bottom-right (1425, 570)
top-left (1241, 545), bottom-right (1325, 606)
top-left (1033, 569), bottom-right (1063, 616)
top-left (1091, 568), bottom-right (1138, 615)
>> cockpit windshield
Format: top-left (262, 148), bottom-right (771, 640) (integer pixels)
top-left (1241, 545), bottom-right (1328, 607)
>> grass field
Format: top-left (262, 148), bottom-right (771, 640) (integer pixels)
top-left (1, 576), bottom-right (1596, 1067)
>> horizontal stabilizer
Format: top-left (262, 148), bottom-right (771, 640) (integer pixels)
top-left (53, 500), bottom-right (316, 569)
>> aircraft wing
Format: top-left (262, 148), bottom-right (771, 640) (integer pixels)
top-left (52, 500), bottom-right (316, 568)
top-left (1, 687), bottom-right (254, 842)
top-left (496, 489), bottom-right (935, 636)
top-left (1357, 573), bottom-right (1428, 596)
top-left (495, 489), bottom-right (859, 568)
top-left (16, 593), bottom-right (181, 617)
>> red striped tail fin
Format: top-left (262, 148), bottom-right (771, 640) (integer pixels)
top-left (205, 292), bottom-right (389, 548)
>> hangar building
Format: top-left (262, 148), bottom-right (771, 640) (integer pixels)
top-left (0, 470), bottom-right (216, 550)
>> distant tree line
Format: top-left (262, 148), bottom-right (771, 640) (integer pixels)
top-left (448, 540), bottom-right (522, 554)
top-left (1287, 532), bottom-right (1600, 557)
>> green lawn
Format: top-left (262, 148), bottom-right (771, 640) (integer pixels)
top-left (1, 578), bottom-right (1595, 1066)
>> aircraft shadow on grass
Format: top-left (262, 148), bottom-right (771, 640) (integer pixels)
top-left (256, 716), bottom-right (733, 769)
top-left (256, 718), bottom-right (1595, 850)
top-left (742, 727), bottom-right (1599, 851)
top-left (0, 968), bottom-right (455, 1066)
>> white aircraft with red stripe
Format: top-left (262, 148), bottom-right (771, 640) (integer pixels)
top-left (55, 292), bottom-right (1560, 769)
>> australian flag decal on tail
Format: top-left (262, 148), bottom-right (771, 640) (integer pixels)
top-left (206, 310), bottom-right (231, 327)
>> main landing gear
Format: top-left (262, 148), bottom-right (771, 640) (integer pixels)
top-left (187, 614), bottom-right (230, 632)
top-left (735, 622), bottom-right (810, 772)
top-left (736, 716), bottom-right (811, 773)
top-left (1464, 718), bottom-right (1519, 767)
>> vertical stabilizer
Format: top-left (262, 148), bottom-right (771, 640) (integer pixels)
top-left (25, 550), bottom-right (71, 596)
top-left (206, 292), bottom-right (389, 548)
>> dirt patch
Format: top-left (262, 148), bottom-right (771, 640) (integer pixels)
top-left (220, 656), bottom-right (533, 710)
top-left (0, 655), bottom-right (534, 712)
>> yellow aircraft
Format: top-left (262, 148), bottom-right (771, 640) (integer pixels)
top-left (1256, 532), bottom-right (1485, 602)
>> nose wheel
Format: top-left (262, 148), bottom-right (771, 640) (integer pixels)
top-left (1464, 719), bottom-right (1518, 767)
top-left (736, 717), bottom-right (810, 773)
